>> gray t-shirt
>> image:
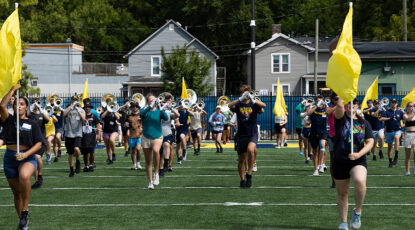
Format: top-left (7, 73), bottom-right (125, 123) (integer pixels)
top-left (64, 108), bottom-right (85, 138)
top-left (190, 111), bottom-right (202, 130)
top-left (161, 110), bottom-right (174, 137)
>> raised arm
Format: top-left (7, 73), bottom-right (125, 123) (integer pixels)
top-left (334, 98), bottom-right (345, 119)
top-left (0, 84), bottom-right (20, 122)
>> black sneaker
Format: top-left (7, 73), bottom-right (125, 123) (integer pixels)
top-left (379, 151), bottom-right (384, 159)
top-left (163, 161), bottom-right (169, 172)
top-left (124, 150), bottom-right (130, 157)
top-left (91, 163), bottom-right (96, 168)
top-left (240, 180), bottom-right (246, 188)
top-left (331, 180), bottom-right (336, 188)
top-left (107, 160), bottom-right (113, 165)
top-left (83, 166), bottom-right (89, 172)
top-left (388, 162), bottom-right (393, 168)
top-left (106, 158), bottom-right (110, 163)
top-left (112, 154), bottom-right (116, 161)
top-left (216, 148), bottom-right (220, 153)
top-left (69, 171), bottom-right (75, 177)
top-left (89, 166), bottom-right (94, 172)
top-left (305, 159), bottom-right (309, 164)
top-left (159, 170), bottom-right (165, 177)
top-left (393, 155), bottom-right (398, 165)
top-left (53, 157), bottom-right (58, 162)
top-left (220, 148), bottom-right (223, 153)
top-left (75, 161), bottom-right (81, 174)
top-left (31, 180), bottom-right (42, 189)
top-left (168, 166), bottom-right (173, 172)
top-left (58, 149), bottom-right (62, 157)
top-left (245, 174), bottom-right (252, 188)
top-left (18, 210), bottom-right (29, 230)
top-left (284, 142), bottom-right (288, 147)
top-left (373, 155), bottom-right (377, 161)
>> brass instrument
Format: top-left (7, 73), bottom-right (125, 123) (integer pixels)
top-left (72, 102), bottom-right (81, 110)
top-left (101, 94), bottom-right (116, 108)
top-left (324, 97), bottom-right (331, 104)
top-left (186, 89), bottom-right (197, 105)
top-left (218, 96), bottom-right (230, 113)
top-left (181, 98), bottom-right (192, 109)
top-left (196, 99), bottom-right (205, 110)
top-left (30, 99), bottom-right (42, 112)
top-left (381, 97), bottom-right (389, 106)
top-left (132, 93), bottom-right (146, 109)
top-left (107, 102), bottom-right (119, 113)
top-left (96, 107), bottom-right (103, 114)
top-left (45, 105), bottom-right (54, 116)
top-left (171, 101), bottom-right (177, 107)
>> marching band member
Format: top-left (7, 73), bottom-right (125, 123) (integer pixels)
top-left (45, 112), bottom-right (57, 165)
top-left (380, 98), bottom-right (403, 167)
top-left (274, 112), bottom-right (288, 148)
top-left (160, 94), bottom-right (179, 175)
top-left (222, 105), bottom-right (233, 144)
top-left (295, 99), bottom-right (306, 155)
top-left (403, 102), bottom-right (415, 175)
top-left (168, 117), bottom-right (176, 171)
top-left (64, 96), bottom-right (86, 177)
top-left (209, 106), bottom-right (225, 153)
top-left (53, 103), bottom-right (64, 161)
top-left (1, 84), bottom-right (42, 230)
top-left (80, 102), bottom-right (101, 172)
top-left (101, 101), bottom-right (120, 165)
top-left (305, 95), bottom-right (328, 176)
top-left (83, 98), bottom-right (100, 169)
top-left (27, 97), bottom-right (50, 189)
top-left (228, 85), bottom-right (266, 188)
top-left (190, 104), bottom-right (206, 155)
top-left (300, 102), bottom-right (312, 164)
top-left (125, 103), bottom-right (143, 171)
top-left (175, 100), bottom-right (194, 164)
top-left (140, 94), bottom-right (168, 189)
top-left (119, 99), bottom-right (131, 156)
top-left (367, 100), bottom-right (386, 161)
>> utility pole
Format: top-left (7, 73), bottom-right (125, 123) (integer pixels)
top-left (314, 18), bottom-right (319, 95)
top-left (403, 0), bottom-right (407, 41)
top-left (250, 0), bottom-right (256, 89)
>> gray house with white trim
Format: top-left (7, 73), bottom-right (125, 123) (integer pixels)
top-left (123, 20), bottom-right (219, 96)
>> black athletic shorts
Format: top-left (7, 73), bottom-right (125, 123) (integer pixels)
top-left (65, 137), bottom-right (82, 155)
top-left (35, 143), bottom-right (46, 157)
top-left (81, 147), bottom-right (94, 155)
top-left (223, 124), bottom-right (229, 130)
top-left (275, 123), bottom-right (286, 134)
top-left (236, 133), bottom-right (258, 155)
top-left (309, 132), bottom-right (328, 149)
top-left (333, 160), bottom-right (367, 180)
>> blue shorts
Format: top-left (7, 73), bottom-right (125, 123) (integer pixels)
top-left (163, 135), bottom-right (175, 144)
top-left (176, 127), bottom-right (188, 143)
top-left (129, 138), bottom-right (142, 149)
top-left (3, 149), bottom-right (37, 179)
top-left (212, 130), bottom-right (223, 134)
top-left (386, 131), bottom-right (402, 144)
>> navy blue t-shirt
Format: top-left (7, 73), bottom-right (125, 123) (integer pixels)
top-left (310, 108), bottom-right (328, 135)
top-left (382, 109), bottom-right (404, 132)
top-left (369, 108), bottom-right (384, 131)
top-left (231, 101), bottom-right (261, 137)
top-left (53, 109), bottom-right (64, 130)
top-left (178, 110), bottom-right (189, 129)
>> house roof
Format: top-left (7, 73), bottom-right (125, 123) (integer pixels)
top-left (354, 42), bottom-right (415, 59)
top-left (124, 20), bottom-right (218, 59)
top-left (26, 43), bottom-right (84, 51)
top-left (247, 33), bottom-right (315, 54)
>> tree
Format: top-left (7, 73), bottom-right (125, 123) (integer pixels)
top-left (160, 45), bottom-right (214, 97)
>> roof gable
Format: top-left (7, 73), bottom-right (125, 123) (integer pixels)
top-left (247, 33), bottom-right (315, 54)
top-left (124, 20), bottom-right (218, 59)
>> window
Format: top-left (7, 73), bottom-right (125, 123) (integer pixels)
top-left (271, 53), bottom-right (290, 73)
top-left (151, 56), bottom-right (161, 76)
top-left (31, 78), bottom-right (38, 87)
top-left (272, 83), bottom-right (290, 96)
top-left (169, 24), bottom-right (174, 31)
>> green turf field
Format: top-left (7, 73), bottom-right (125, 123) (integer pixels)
top-left (1, 145), bottom-right (415, 229)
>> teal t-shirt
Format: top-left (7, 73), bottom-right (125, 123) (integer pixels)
top-left (295, 103), bottom-right (305, 129)
top-left (140, 107), bottom-right (168, 139)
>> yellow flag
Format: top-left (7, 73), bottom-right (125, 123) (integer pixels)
top-left (273, 78), bottom-right (287, 117)
top-left (402, 86), bottom-right (415, 108)
top-left (361, 77), bottom-right (378, 110)
top-left (326, 4), bottom-right (361, 104)
top-left (181, 77), bottom-right (189, 99)
top-left (81, 78), bottom-right (89, 107)
top-left (0, 9), bottom-right (22, 98)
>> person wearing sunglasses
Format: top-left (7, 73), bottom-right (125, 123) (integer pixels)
top-left (333, 97), bottom-right (374, 230)
top-left (380, 98), bottom-right (404, 167)
top-left (403, 102), bottom-right (415, 176)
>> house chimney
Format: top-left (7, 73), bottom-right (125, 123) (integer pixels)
top-left (272, 24), bottom-right (281, 35)
top-left (66, 38), bottom-right (72, 43)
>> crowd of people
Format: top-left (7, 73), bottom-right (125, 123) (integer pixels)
top-left (2, 82), bottom-right (415, 230)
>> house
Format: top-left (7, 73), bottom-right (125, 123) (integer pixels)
top-left (23, 41), bottom-right (129, 96)
top-left (246, 24), bottom-right (415, 95)
top-left (123, 20), bottom-right (219, 97)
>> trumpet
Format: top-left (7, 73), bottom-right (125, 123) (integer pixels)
top-left (101, 94), bottom-right (116, 108)
top-left (96, 107), bottom-right (103, 114)
top-left (381, 97), bottom-right (389, 106)
top-left (324, 97), bottom-right (331, 104)
top-left (72, 102), bottom-right (81, 110)
top-left (171, 101), bottom-right (177, 107)
top-left (132, 93), bottom-right (146, 109)
top-left (45, 105), bottom-right (54, 116)
top-left (181, 98), bottom-right (192, 109)
top-left (107, 102), bottom-right (119, 113)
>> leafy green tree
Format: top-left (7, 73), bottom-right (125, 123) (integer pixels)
top-left (160, 45), bottom-right (214, 96)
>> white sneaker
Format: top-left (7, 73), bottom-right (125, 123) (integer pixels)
top-left (132, 164), bottom-right (137, 170)
top-left (406, 171), bottom-right (410, 176)
top-left (323, 164), bottom-right (327, 171)
top-left (313, 170), bottom-right (319, 176)
top-left (252, 163), bottom-right (257, 172)
top-left (136, 162), bottom-right (142, 170)
top-left (153, 173), bottom-right (160, 185)
top-left (148, 182), bottom-right (154, 189)
top-left (276, 145), bottom-right (281, 149)
top-left (318, 165), bottom-right (324, 173)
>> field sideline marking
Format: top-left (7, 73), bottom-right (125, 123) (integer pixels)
top-left (0, 202), bottom-right (415, 207)
top-left (1, 186), bottom-right (415, 190)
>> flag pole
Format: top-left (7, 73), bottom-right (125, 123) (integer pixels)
top-left (350, 100), bottom-right (353, 154)
top-left (15, 2), bottom-right (19, 154)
